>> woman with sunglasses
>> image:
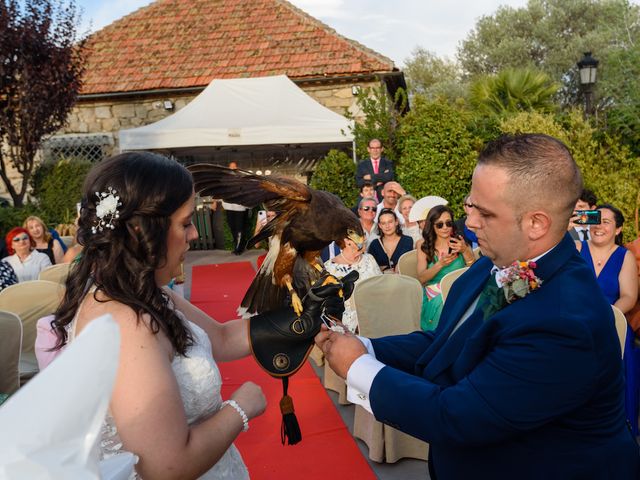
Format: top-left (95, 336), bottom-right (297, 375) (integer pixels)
top-left (367, 207), bottom-right (413, 273)
top-left (417, 205), bottom-right (475, 331)
top-left (3, 227), bottom-right (52, 282)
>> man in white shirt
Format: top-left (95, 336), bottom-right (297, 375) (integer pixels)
top-left (374, 181), bottom-right (405, 225)
top-left (316, 134), bottom-right (639, 479)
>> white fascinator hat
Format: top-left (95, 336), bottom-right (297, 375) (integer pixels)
top-left (408, 195), bottom-right (448, 223)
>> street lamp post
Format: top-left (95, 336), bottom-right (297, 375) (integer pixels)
top-left (577, 52), bottom-right (599, 118)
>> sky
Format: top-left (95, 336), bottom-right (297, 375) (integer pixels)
top-left (74, 0), bottom-right (532, 66)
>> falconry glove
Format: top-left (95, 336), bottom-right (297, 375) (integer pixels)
top-left (249, 271), bottom-right (359, 445)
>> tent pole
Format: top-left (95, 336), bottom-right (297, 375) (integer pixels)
top-left (352, 140), bottom-right (357, 164)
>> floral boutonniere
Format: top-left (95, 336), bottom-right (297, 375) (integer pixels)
top-left (499, 261), bottom-right (543, 304)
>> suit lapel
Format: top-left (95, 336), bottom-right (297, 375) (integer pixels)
top-left (415, 234), bottom-right (576, 381)
top-left (415, 258), bottom-right (492, 373)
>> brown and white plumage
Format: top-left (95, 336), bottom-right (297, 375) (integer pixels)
top-left (189, 164), bottom-right (364, 315)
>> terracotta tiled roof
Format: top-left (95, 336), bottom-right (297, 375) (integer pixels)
top-left (81, 0), bottom-right (396, 95)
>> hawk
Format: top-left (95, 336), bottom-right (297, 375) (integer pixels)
top-left (189, 164), bottom-right (364, 315)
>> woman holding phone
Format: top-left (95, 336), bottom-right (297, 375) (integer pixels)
top-left (416, 205), bottom-right (475, 331)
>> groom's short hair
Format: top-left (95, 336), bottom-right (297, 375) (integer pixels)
top-left (477, 134), bottom-right (583, 223)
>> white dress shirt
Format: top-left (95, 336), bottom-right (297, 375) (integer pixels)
top-left (3, 251), bottom-right (52, 282)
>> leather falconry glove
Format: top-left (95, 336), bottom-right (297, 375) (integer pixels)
top-left (249, 271), bottom-right (359, 445)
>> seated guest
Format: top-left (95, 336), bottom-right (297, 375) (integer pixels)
top-left (0, 261), bottom-right (17, 291)
top-left (3, 227), bottom-right (51, 282)
top-left (357, 196), bottom-right (379, 248)
top-left (324, 236), bottom-right (381, 333)
top-left (575, 204), bottom-right (639, 435)
top-left (24, 215), bottom-right (65, 264)
top-left (374, 181), bottom-right (405, 224)
top-left (398, 194), bottom-right (421, 246)
top-left (454, 194), bottom-right (479, 249)
top-left (351, 182), bottom-right (377, 214)
top-left (368, 208), bottom-right (413, 273)
top-left (417, 205), bottom-right (475, 331)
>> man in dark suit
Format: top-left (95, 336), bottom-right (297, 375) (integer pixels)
top-left (568, 188), bottom-right (597, 241)
top-left (355, 138), bottom-right (394, 198)
top-left (318, 134), bottom-right (639, 479)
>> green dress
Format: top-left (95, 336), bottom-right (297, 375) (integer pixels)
top-left (420, 254), bottom-right (466, 331)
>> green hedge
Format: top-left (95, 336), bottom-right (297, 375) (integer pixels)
top-left (309, 150), bottom-right (358, 208)
top-left (396, 96), bottom-right (479, 218)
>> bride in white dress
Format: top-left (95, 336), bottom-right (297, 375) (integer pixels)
top-left (51, 152), bottom-right (266, 479)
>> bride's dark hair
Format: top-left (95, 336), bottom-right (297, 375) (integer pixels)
top-left (53, 151), bottom-right (195, 355)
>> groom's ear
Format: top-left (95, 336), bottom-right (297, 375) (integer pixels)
top-left (524, 210), bottom-right (551, 241)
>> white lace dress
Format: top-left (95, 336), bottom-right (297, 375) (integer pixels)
top-left (72, 309), bottom-right (249, 479)
top-left (324, 253), bottom-right (382, 333)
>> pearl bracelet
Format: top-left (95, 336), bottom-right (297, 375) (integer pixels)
top-left (221, 399), bottom-right (249, 432)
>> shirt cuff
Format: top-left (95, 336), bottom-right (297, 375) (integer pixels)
top-left (346, 338), bottom-right (385, 413)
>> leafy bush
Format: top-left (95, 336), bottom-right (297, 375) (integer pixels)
top-left (309, 150), bottom-right (358, 208)
top-left (32, 158), bottom-right (92, 224)
top-left (0, 205), bottom-right (40, 238)
top-left (395, 96), bottom-right (479, 218)
top-left (500, 110), bottom-right (640, 241)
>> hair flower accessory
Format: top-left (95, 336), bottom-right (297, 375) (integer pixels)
top-left (500, 261), bottom-right (542, 304)
top-left (92, 187), bottom-right (121, 234)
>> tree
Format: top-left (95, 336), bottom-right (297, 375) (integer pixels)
top-left (395, 96), bottom-right (478, 218)
top-left (457, 0), bottom-right (640, 106)
top-left (500, 110), bottom-right (640, 242)
top-left (0, 0), bottom-right (85, 206)
top-left (309, 150), bottom-right (358, 207)
top-left (403, 47), bottom-right (466, 101)
top-left (469, 67), bottom-right (559, 117)
top-left (346, 85), bottom-right (406, 162)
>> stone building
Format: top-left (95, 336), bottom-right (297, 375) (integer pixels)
top-left (46, 0), bottom-right (405, 174)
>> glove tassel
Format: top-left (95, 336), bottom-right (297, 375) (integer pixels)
top-left (280, 377), bottom-right (302, 445)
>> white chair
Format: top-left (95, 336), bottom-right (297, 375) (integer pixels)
top-left (473, 246), bottom-right (482, 259)
top-left (0, 280), bottom-right (66, 383)
top-left (612, 305), bottom-right (627, 357)
top-left (397, 250), bottom-right (418, 280)
top-left (38, 263), bottom-right (72, 284)
top-left (0, 311), bottom-right (22, 395)
top-left (351, 274), bottom-right (428, 463)
top-left (440, 266), bottom-right (469, 303)
top-left (60, 236), bottom-right (74, 248)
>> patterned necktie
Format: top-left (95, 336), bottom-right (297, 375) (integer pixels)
top-left (372, 159), bottom-right (379, 174)
top-left (580, 229), bottom-right (589, 241)
top-left (474, 272), bottom-right (507, 320)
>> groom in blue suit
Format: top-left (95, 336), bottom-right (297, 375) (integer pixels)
top-left (318, 134), bottom-right (640, 479)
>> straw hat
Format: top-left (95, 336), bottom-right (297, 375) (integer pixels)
top-left (408, 196), bottom-right (448, 222)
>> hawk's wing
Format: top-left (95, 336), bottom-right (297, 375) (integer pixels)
top-left (189, 164), bottom-right (310, 208)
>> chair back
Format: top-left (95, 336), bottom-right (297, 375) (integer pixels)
top-left (397, 250), bottom-right (418, 280)
top-left (0, 281), bottom-right (65, 358)
top-left (38, 263), bottom-right (72, 284)
top-left (440, 267), bottom-right (469, 303)
top-left (353, 274), bottom-right (422, 337)
top-left (60, 236), bottom-right (74, 248)
top-left (612, 305), bottom-right (627, 357)
top-left (0, 311), bottom-right (22, 395)
top-left (473, 246), bottom-right (482, 259)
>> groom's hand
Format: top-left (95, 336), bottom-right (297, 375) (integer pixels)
top-left (320, 329), bottom-right (367, 379)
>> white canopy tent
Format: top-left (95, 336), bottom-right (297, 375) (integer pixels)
top-left (119, 75), bottom-right (354, 152)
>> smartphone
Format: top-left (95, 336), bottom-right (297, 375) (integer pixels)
top-left (574, 210), bottom-right (601, 225)
top-left (257, 210), bottom-right (267, 222)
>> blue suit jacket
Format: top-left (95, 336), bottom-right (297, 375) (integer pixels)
top-left (370, 234), bottom-right (640, 479)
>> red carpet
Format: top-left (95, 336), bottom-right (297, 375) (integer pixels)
top-left (191, 262), bottom-right (375, 480)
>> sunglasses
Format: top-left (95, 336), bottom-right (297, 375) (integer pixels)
top-left (434, 220), bottom-right (453, 229)
top-left (360, 206), bottom-right (375, 212)
top-left (12, 235), bottom-right (29, 242)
